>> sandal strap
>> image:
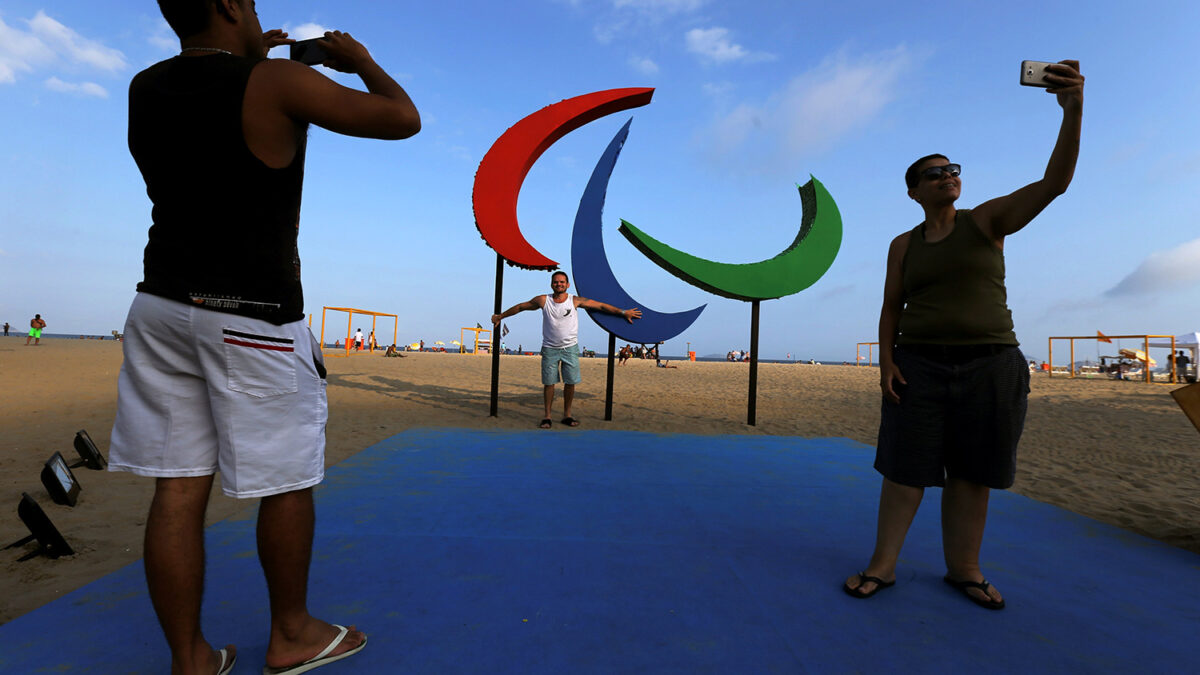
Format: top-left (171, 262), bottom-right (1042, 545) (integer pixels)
top-left (857, 572), bottom-right (890, 587)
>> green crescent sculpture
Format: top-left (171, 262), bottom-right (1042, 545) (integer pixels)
top-left (617, 176), bottom-right (842, 301)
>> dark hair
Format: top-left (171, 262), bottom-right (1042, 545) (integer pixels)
top-left (904, 153), bottom-right (949, 190)
top-left (158, 0), bottom-right (217, 40)
top-left (551, 270), bottom-right (569, 283)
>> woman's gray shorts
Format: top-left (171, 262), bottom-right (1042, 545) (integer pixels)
top-left (875, 344), bottom-right (1029, 489)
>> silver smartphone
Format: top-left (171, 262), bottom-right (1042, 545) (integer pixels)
top-left (1020, 60), bottom-right (1054, 88)
top-left (289, 38), bottom-right (328, 66)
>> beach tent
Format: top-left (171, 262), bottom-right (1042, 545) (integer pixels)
top-left (1148, 332), bottom-right (1200, 351)
top-left (1148, 332), bottom-right (1198, 376)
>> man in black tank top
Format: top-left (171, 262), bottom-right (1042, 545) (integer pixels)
top-left (844, 61), bottom-right (1084, 611)
top-left (111, 2), bottom-right (419, 673)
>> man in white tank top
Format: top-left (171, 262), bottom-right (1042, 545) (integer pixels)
top-left (493, 271), bottom-right (641, 428)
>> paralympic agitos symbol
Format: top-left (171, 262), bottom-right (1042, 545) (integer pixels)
top-left (472, 87), bottom-right (843, 345)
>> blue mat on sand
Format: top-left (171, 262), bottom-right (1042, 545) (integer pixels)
top-left (2, 429), bottom-right (1197, 673)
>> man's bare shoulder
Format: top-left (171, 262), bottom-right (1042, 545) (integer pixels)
top-left (248, 58), bottom-right (317, 89)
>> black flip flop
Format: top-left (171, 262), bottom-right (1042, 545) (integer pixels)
top-left (843, 572), bottom-right (895, 599)
top-left (943, 575), bottom-right (1005, 610)
top-left (538, 418), bottom-right (552, 429)
top-left (560, 417), bottom-right (580, 427)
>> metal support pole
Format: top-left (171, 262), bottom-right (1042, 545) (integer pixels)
top-left (1143, 336), bottom-right (1151, 384)
top-left (747, 300), bottom-right (760, 426)
top-left (490, 254), bottom-right (503, 417)
top-left (605, 333), bottom-right (616, 421)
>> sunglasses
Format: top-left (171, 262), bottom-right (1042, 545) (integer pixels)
top-left (920, 163), bottom-right (961, 180)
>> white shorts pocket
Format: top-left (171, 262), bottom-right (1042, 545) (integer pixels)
top-left (222, 328), bottom-right (298, 398)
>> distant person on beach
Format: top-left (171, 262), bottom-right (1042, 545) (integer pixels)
top-left (26, 314), bottom-right (46, 345)
top-left (354, 328), bottom-right (364, 351)
top-left (492, 270), bottom-right (641, 429)
top-left (108, 2), bottom-right (419, 672)
top-left (844, 61), bottom-right (1083, 610)
top-left (3, 321), bottom-right (9, 336)
top-left (1177, 350), bottom-right (1191, 382)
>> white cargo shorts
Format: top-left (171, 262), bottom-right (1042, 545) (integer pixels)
top-left (110, 293), bottom-right (328, 498)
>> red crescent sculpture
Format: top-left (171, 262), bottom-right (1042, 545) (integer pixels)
top-left (472, 88), bottom-right (654, 270)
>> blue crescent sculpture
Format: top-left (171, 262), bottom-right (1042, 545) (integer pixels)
top-left (571, 119), bottom-right (706, 343)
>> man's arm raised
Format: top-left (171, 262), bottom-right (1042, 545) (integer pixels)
top-left (974, 60), bottom-right (1084, 241)
top-left (253, 31), bottom-right (420, 141)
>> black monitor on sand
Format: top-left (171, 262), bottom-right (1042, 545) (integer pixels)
top-left (4, 493), bottom-right (75, 562)
top-left (41, 452), bottom-right (81, 507)
top-left (71, 429), bottom-right (106, 470)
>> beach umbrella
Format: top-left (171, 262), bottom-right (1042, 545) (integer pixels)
top-left (435, 341), bottom-right (445, 345)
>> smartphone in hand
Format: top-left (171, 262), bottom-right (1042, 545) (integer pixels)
top-left (290, 38), bottom-right (328, 66)
top-left (1020, 60), bottom-right (1055, 88)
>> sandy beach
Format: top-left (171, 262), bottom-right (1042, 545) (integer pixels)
top-left (2, 337), bottom-right (1197, 624)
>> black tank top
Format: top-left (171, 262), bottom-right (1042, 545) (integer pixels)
top-left (896, 209), bottom-right (1018, 346)
top-left (128, 53), bottom-right (307, 324)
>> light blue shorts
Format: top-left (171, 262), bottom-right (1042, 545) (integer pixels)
top-left (541, 345), bottom-right (581, 385)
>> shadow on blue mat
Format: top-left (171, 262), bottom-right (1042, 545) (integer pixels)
top-left (2, 429), bottom-right (1197, 673)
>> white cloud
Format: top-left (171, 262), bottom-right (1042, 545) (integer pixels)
top-left (614, 0), bottom-right (706, 13)
top-left (702, 45), bottom-right (915, 171)
top-left (286, 22), bottom-right (332, 40)
top-left (1105, 237), bottom-right (1200, 296)
top-left (0, 15), bottom-right (55, 83)
top-left (596, 0), bottom-right (703, 44)
top-left (628, 56), bottom-right (659, 75)
top-left (593, 18), bottom-right (629, 44)
top-left (148, 20), bottom-right (177, 52)
top-left (29, 11), bottom-right (125, 71)
top-left (702, 81), bottom-right (733, 97)
top-left (45, 76), bottom-right (107, 97)
top-left (0, 11), bottom-right (125, 85)
top-left (685, 27), bottom-right (774, 65)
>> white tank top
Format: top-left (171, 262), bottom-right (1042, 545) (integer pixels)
top-left (541, 295), bottom-right (578, 348)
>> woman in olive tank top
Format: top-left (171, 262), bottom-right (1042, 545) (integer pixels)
top-left (844, 61), bottom-right (1085, 610)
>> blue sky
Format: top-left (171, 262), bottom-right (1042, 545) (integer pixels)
top-left (3, 0), bottom-right (1199, 360)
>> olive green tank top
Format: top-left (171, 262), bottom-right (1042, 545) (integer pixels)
top-left (896, 209), bottom-right (1018, 346)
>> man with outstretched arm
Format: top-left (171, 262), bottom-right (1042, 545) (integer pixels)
top-left (844, 61), bottom-right (1083, 610)
top-left (492, 271), bottom-right (641, 428)
top-left (108, 2), bottom-right (419, 673)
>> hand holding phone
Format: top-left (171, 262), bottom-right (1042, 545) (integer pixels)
top-left (262, 29), bottom-right (293, 58)
top-left (1019, 60), bottom-right (1054, 88)
top-left (290, 37), bottom-right (329, 66)
top-left (1021, 59), bottom-right (1084, 112)
top-left (289, 32), bottom-right (374, 73)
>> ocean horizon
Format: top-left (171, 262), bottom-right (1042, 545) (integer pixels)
top-left (6, 334), bottom-right (871, 366)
